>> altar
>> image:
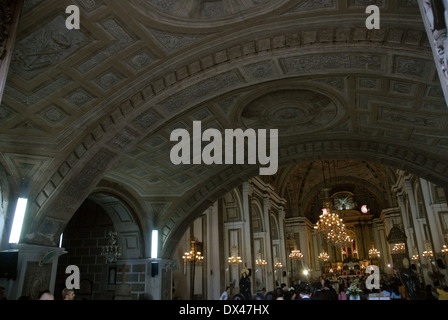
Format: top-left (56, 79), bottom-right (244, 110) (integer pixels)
top-left (323, 257), bottom-right (378, 278)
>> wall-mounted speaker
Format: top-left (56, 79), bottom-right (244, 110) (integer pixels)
top-left (0, 251), bottom-right (18, 280)
top-left (151, 262), bottom-right (159, 277)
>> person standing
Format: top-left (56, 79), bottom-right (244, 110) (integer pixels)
top-left (239, 268), bottom-right (252, 300)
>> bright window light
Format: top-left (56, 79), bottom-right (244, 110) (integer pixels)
top-left (151, 230), bottom-right (158, 259)
top-left (9, 197), bottom-right (28, 244)
top-left (59, 233), bottom-right (64, 248)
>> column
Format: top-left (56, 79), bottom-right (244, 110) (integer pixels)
top-left (6, 244), bottom-right (66, 299)
top-left (206, 202), bottom-right (221, 299)
top-left (404, 176), bottom-right (431, 284)
top-left (277, 207), bottom-right (288, 286)
top-left (420, 179), bottom-right (448, 284)
top-left (396, 192), bottom-right (417, 259)
top-left (262, 196), bottom-right (274, 291)
top-left (311, 233), bottom-right (321, 278)
top-left (420, 179), bottom-right (444, 250)
top-left (297, 219), bottom-right (309, 268)
top-left (241, 182), bottom-right (255, 297)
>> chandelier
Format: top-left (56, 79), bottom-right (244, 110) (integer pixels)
top-left (422, 249), bottom-right (433, 260)
top-left (289, 250), bottom-right (303, 260)
top-left (101, 231), bottom-right (121, 264)
top-left (228, 245), bottom-right (242, 265)
top-left (412, 254), bottom-right (420, 262)
top-left (368, 248), bottom-right (380, 259)
top-left (255, 251), bottom-right (267, 266)
top-left (182, 238), bottom-right (204, 265)
top-left (256, 258), bottom-right (267, 266)
top-left (314, 208), bottom-right (352, 246)
top-left (422, 242), bottom-right (433, 260)
top-left (442, 244), bottom-right (448, 256)
top-left (391, 242), bottom-right (406, 254)
top-left (274, 262), bottom-right (283, 269)
top-left (318, 251), bottom-right (330, 262)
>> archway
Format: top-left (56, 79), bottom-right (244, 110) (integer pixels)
top-left (55, 193), bottom-right (144, 300)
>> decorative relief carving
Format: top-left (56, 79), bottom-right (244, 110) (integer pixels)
top-left (138, 0), bottom-right (288, 22)
top-left (282, 53), bottom-right (384, 74)
top-left (240, 89), bottom-right (344, 136)
top-left (10, 16), bottom-right (88, 80)
top-left (421, 0), bottom-right (448, 86)
top-left (379, 107), bottom-right (442, 128)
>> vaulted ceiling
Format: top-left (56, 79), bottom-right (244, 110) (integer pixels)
top-left (1, 0), bottom-right (447, 257)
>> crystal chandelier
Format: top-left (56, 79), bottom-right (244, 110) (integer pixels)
top-left (182, 250), bottom-right (204, 264)
top-left (314, 208), bottom-right (352, 246)
top-left (182, 238), bottom-right (204, 265)
top-left (228, 255), bottom-right (242, 264)
top-left (289, 250), bottom-right (303, 260)
top-left (442, 244), bottom-right (448, 256)
top-left (228, 245), bottom-right (242, 265)
top-left (368, 248), bottom-right (380, 259)
top-left (255, 251), bottom-right (267, 266)
top-left (422, 242), bottom-right (433, 260)
top-left (274, 262), bottom-right (283, 269)
top-left (391, 242), bottom-right (406, 254)
top-left (318, 251), bottom-right (330, 262)
top-left (256, 258), bottom-right (267, 266)
top-left (101, 231), bottom-right (121, 264)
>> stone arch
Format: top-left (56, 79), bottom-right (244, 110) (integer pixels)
top-left (16, 20), bottom-right (448, 255)
top-left (299, 176), bottom-right (393, 221)
top-left (23, 23), bottom-right (443, 247)
top-left (270, 213), bottom-right (280, 240)
top-left (223, 188), bottom-right (243, 222)
top-left (251, 199), bottom-right (264, 233)
top-left (159, 139), bottom-right (448, 259)
top-left (87, 192), bottom-right (145, 259)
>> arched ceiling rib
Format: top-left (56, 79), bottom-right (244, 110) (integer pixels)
top-left (1, 1), bottom-right (447, 255)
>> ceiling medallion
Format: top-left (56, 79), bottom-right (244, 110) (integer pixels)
top-left (240, 89), bottom-right (343, 136)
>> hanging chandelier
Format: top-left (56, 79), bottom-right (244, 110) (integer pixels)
top-left (255, 251), bottom-right (267, 266)
top-left (256, 258), bottom-right (267, 266)
top-left (314, 208), bottom-right (353, 246)
top-left (318, 251), bottom-right (330, 262)
top-left (422, 242), bottom-right (433, 260)
top-left (368, 248), bottom-right (380, 259)
top-left (289, 250), bottom-right (303, 260)
top-left (228, 245), bottom-right (242, 265)
top-left (228, 255), bottom-right (242, 264)
top-left (274, 262), bottom-right (283, 269)
top-left (182, 238), bottom-right (204, 265)
top-left (442, 244), bottom-right (448, 256)
top-left (101, 231), bottom-right (121, 264)
top-left (391, 242), bottom-right (406, 254)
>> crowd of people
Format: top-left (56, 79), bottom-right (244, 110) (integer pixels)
top-left (0, 287), bottom-right (76, 300)
top-left (220, 272), bottom-right (448, 300)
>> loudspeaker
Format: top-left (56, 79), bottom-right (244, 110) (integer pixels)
top-left (437, 259), bottom-right (446, 269)
top-left (0, 251), bottom-right (18, 280)
top-left (151, 262), bottom-right (159, 277)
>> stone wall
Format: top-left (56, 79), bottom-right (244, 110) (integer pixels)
top-left (55, 198), bottom-right (148, 300)
top-left (55, 199), bottom-right (114, 299)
